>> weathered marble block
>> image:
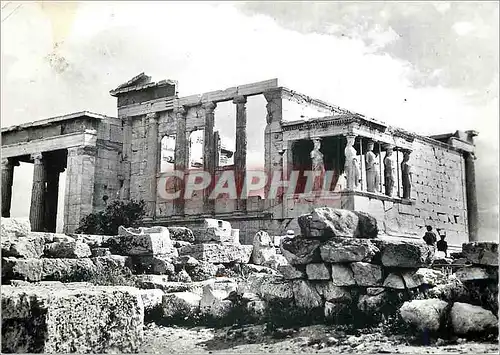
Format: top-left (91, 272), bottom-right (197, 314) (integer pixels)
top-left (167, 226), bottom-right (195, 243)
top-left (2, 235), bottom-right (45, 259)
top-left (462, 242), bottom-right (498, 266)
top-left (372, 239), bottom-right (433, 268)
top-left (107, 226), bottom-right (176, 256)
top-left (1, 285), bottom-right (144, 353)
top-left (0, 218), bottom-right (31, 240)
top-left (178, 244), bottom-right (253, 264)
top-left (44, 241), bottom-right (92, 259)
top-left (319, 238), bottom-right (379, 263)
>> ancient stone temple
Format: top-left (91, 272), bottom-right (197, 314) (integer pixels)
top-left (1, 74), bottom-right (479, 246)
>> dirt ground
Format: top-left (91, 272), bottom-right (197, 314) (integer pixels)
top-left (141, 323), bottom-right (499, 354)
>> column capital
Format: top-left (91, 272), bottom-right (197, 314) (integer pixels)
top-left (233, 95), bottom-right (247, 104)
top-left (1, 158), bottom-right (18, 168)
top-left (202, 101), bottom-right (217, 113)
top-left (68, 145), bottom-right (98, 157)
top-left (263, 88), bottom-right (283, 102)
top-left (146, 112), bottom-right (160, 123)
top-left (173, 106), bottom-right (187, 117)
top-left (31, 153), bottom-right (44, 164)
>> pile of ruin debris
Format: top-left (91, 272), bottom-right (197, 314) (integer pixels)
top-left (1, 208), bottom-right (498, 353)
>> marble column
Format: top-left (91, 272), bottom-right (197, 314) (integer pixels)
top-left (233, 95), bottom-right (247, 212)
top-left (145, 112), bottom-right (160, 218)
top-left (173, 106), bottom-right (187, 216)
top-left (202, 101), bottom-right (217, 215)
top-left (464, 152), bottom-right (478, 241)
top-left (1, 158), bottom-right (18, 218)
top-left (30, 153), bottom-right (46, 232)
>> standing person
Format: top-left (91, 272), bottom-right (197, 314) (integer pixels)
top-left (437, 233), bottom-right (448, 258)
top-left (423, 225), bottom-right (437, 246)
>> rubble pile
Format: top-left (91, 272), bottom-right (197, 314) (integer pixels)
top-left (2, 210), bottom-right (498, 353)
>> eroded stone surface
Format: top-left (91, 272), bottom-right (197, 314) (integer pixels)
top-left (462, 242), bottom-right (498, 266)
top-left (44, 241), bottom-right (92, 259)
top-left (168, 227), bottom-right (195, 243)
top-left (350, 262), bottom-right (383, 286)
top-left (278, 265), bottom-right (306, 280)
top-left (319, 238), bottom-right (379, 263)
top-left (399, 299), bottom-right (448, 332)
top-left (291, 280), bottom-right (323, 309)
top-left (2, 235), bottom-right (45, 259)
top-left (306, 263), bottom-right (331, 280)
top-left (1, 218), bottom-right (30, 239)
top-left (162, 292), bottom-right (201, 319)
top-left (450, 302), bottom-right (498, 335)
top-left (374, 239), bottom-right (433, 268)
top-left (107, 226), bottom-right (176, 256)
top-left (251, 231), bottom-right (276, 265)
top-left (1, 284), bottom-right (144, 353)
top-left (330, 264), bottom-right (356, 286)
top-left (178, 244), bottom-right (252, 264)
top-left (280, 236), bottom-right (321, 265)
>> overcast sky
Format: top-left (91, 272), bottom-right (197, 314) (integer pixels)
top-left (1, 1), bottom-right (498, 240)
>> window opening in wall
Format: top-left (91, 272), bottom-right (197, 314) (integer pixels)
top-left (189, 129), bottom-right (204, 168)
top-left (160, 134), bottom-right (176, 173)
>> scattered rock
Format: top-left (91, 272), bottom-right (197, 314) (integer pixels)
top-left (383, 273), bottom-right (406, 289)
top-left (200, 283), bottom-right (233, 319)
top-left (187, 261), bottom-right (218, 282)
top-left (178, 244), bottom-right (252, 264)
top-left (262, 254), bottom-right (288, 270)
top-left (162, 292), bottom-right (201, 319)
top-left (173, 269), bottom-right (192, 283)
top-left (1, 284), bottom-right (143, 353)
top-left (280, 236), bottom-right (321, 265)
top-left (358, 291), bottom-right (388, 316)
top-left (291, 280), bottom-right (323, 309)
top-left (413, 268), bottom-right (448, 287)
top-left (352, 211), bottom-right (379, 238)
top-left (247, 300), bottom-right (267, 319)
top-left (44, 241), bottom-right (92, 259)
top-left (139, 288), bottom-right (164, 312)
top-left (330, 264), bottom-right (356, 286)
top-left (91, 247), bottom-right (111, 257)
top-left (251, 231), bottom-right (277, 265)
top-left (168, 227), bottom-right (195, 243)
top-left (399, 299), bottom-right (448, 332)
top-left (2, 235), bottom-right (45, 259)
top-left (306, 263), bottom-right (331, 280)
top-left (252, 275), bottom-right (294, 302)
top-left (198, 227), bottom-right (234, 244)
top-left (107, 226), bottom-right (176, 256)
top-left (319, 238), bottom-right (379, 263)
top-left (462, 242), bottom-right (498, 266)
top-left (73, 234), bottom-right (106, 248)
top-left (314, 282), bottom-right (351, 302)
top-left (0, 217), bottom-right (30, 239)
top-left (298, 208), bottom-right (359, 239)
top-left (350, 262), bottom-right (383, 286)
top-left (425, 275), bottom-right (470, 303)
top-left (324, 301), bottom-right (350, 320)
top-left (455, 266), bottom-right (497, 282)
top-left (374, 239), bottom-right (433, 268)
top-left (450, 302), bottom-right (498, 335)
top-left (241, 263), bottom-right (278, 275)
top-left (128, 255), bottom-right (175, 275)
top-left (278, 265), bottom-right (306, 280)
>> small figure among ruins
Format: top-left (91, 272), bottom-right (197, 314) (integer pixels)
top-left (365, 141), bottom-right (379, 193)
top-left (310, 138), bottom-right (325, 192)
top-left (344, 135), bottom-right (360, 190)
top-left (384, 147), bottom-right (395, 196)
top-left (401, 150), bottom-right (413, 199)
top-left (437, 232), bottom-right (448, 258)
top-left (423, 225), bottom-right (437, 246)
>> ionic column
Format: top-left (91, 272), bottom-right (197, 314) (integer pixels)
top-left (173, 106), bottom-right (187, 216)
top-left (145, 112), bottom-right (160, 218)
top-left (464, 152), bottom-right (479, 241)
top-left (1, 158), bottom-right (18, 218)
top-left (30, 153), bottom-right (46, 232)
top-left (233, 95), bottom-right (247, 213)
top-left (202, 101), bottom-right (217, 215)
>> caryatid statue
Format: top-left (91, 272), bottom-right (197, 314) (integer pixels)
top-left (310, 138), bottom-right (325, 191)
top-left (365, 141), bottom-right (379, 192)
top-left (401, 150), bottom-right (413, 199)
top-left (344, 135), bottom-right (360, 190)
top-left (384, 146), bottom-right (395, 196)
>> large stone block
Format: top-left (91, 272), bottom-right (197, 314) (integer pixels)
top-left (330, 264), bottom-right (356, 286)
top-left (196, 227), bottom-right (234, 244)
top-left (280, 236), bottom-right (321, 265)
top-left (200, 283), bottom-right (233, 319)
top-left (291, 280), bottom-right (323, 309)
top-left (462, 242), bottom-right (498, 266)
top-left (178, 244), bottom-right (252, 264)
top-left (167, 227), bottom-right (195, 243)
top-left (450, 302), bottom-right (498, 335)
top-left (373, 239), bottom-right (433, 268)
top-left (319, 238), bottom-right (379, 263)
top-left (162, 292), bottom-right (201, 319)
top-left (278, 264), bottom-right (306, 280)
top-left (44, 241), bottom-right (92, 259)
top-left (2, 235), bottom-right (45, 259)
top-left (314, 282), bottom-right (351, 303)
top-left (1, 285), bottom-right (143, 353)
top-left (400, 299), bottom-right (448, 332)
top-left (0, 218), bottom-right (30, 239)
top-left (350, 262), bottom-right (383, 286)
top-left (455, 266), bottom-right (498, 282)
top-left (306, 263), bottom-right (331, 280)
top-left (107, 226), bottom-right (176, 256)
top-left (298, 208), bottom-right (378, 239)
top-left (251, 231), bottom-right (277, 265)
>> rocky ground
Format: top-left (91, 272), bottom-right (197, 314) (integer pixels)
top-left (141, 323), bottom-right (499, 354)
